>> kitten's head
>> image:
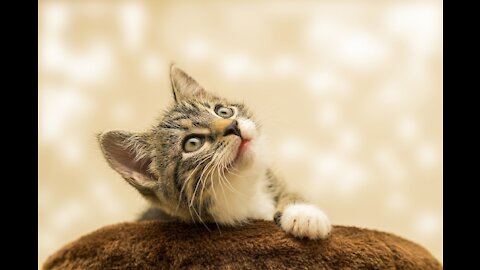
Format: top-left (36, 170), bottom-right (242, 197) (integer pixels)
top-left (98, 66), bottom-right (266, 221)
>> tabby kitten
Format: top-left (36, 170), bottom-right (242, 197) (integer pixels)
top-left (98, 66), bottom-right (332, 239)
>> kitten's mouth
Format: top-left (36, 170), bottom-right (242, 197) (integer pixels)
top-left (236, 139), bottom-right (251, 160)
top-left (224, 138), bottom-right (252, 171)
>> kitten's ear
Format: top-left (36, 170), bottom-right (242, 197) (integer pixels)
top-left (170, 64), bottom-right (206, 102)
top-left (97, 131), bottom-right (158, 197)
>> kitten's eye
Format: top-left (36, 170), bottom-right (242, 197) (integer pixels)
top-left (183, 136), bottom-right (204, 152)
top-left (215, 106), bottom-right (234, 118)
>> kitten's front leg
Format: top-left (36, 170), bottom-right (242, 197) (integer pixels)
top-left (274, 193), bottom-right (332, 240)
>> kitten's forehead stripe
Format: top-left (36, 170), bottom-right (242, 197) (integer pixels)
top-left (170, 115), bottom-right (191, 122)
top-left (159, 122), bottom-right (188, 130)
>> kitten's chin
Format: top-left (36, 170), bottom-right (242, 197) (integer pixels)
top-left (234, 150), bottom-right (255, 170)
top-left (224, 131), bottom-right (267, 175)
top-left (229, 139), bottom-right (256, 170)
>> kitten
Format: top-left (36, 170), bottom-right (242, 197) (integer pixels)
top-left (98, 65), bottom-right (332, 239)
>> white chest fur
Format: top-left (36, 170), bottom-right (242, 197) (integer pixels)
top-left (209, 170), bottom-right (276, 225)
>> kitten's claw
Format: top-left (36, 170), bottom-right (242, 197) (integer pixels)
top-left (279, 203), bottom-right (331, 240)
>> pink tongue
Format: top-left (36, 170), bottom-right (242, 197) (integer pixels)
top-left (239, 139), bottom-right (250, 152)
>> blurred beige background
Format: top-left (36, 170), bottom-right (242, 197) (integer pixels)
top-left (38, 0), bottom-right (442, 268)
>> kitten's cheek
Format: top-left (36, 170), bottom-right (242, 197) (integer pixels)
top-left (235, 143), bottom-right (256, 167)
top-left (239, 149), bottom-right (255, 167)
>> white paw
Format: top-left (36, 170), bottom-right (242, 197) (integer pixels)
top-left (279, 203), bottom-right (332, 240)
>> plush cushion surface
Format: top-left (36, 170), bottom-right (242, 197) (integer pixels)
top-left (43, 220), bottom-right (442, 269)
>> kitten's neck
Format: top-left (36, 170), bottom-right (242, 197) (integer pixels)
top-left (208, 165), bottom-right (275, 225)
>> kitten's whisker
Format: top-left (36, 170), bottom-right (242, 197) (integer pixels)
top-left (178, 154), bottom-right (211, 200)
top-left (215, 150), bottom-right (247, 198)
top-left (216, 166), bottom-right (231, 215)
top-left (213, 149), bottom-right (233, 215)
top-left (198, 158), bottom-right (215, 214)
top-left (209, 169), bottom-right (219, 204)
top-left (227, 164), bottom-right (241, 174)
top-left (199, 153), bottom-right (222, 215)
top-left (197, 154), bottom-right (215, 188)
top-left (187, 205), bottom-right (197, 225)
top-left (217, 152), bottom-right (247, 197)
top-left (190, 160), bottom-right (212, 207)
top-left (190, 202), bottom-right (211, 232)
top-left (199, 166), bottom-right (222, 234)
top-left (214, 219), bottom-right (222, 235)
top-left (177, 153), bottom-right (213, 211)
top-left (220, 163), bottom-right (246, 197)
top-left (187, 157), bottom-right (213, 224)
top-left (191, 155), bottom-right (216, 207)
top-left (225, 169), bottom-right (241, 177)
top-left (223, 163), bottom-right (242, 178)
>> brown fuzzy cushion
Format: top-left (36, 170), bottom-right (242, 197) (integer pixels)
top-left (43, 220), bottom-right (441, 269)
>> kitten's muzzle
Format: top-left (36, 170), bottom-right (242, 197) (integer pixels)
top-left (223, 120), bottom-right (242, 138)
